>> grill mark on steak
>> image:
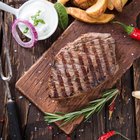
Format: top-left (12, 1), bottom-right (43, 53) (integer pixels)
top-left (93, 39), bottom-right (107, 77)
top-left (103, 38), bottom-right (116, 74)
top-left (54, 65), bottom-right (68, 97)
top-left (60, 53), bottom-right (74, 96)
top-left (68, 52), bottom-right (83, 92)
top-left (48, 33), bottom-right (118, 99)
top-left (70, 47), bottom-right (90, 91)
top-left (49, 76), bottom-right (59, 98)
top-left (105, 41), bottom-right (115, 74)
top-left (79, 52), bottom-right (94, 86)
top-left (83, 43), bottom-right (98, 86)
top-left (84, 41), bottom-right (102, 83)
top-left (91, 41), bottom-right (105, 82)
top-left (55, 59), bottom-right (73, 96)
top-left (98, 38), bottom-right (111, 75)
top-left (78, 55), bottom-right (91, 87)
top-left (108, 39), bottom-right (116, 72)
top-left (102, 41), bottom-right (114, 73)
top-left (59, 52), bottom-right (80, 93)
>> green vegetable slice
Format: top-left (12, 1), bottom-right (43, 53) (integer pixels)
top-left (54, 2), bottom-right (68, 30)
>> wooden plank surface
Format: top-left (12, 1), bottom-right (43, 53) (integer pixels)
top-left (133, 59), bottom-right (140, 140)
top-left (0, 0), bottom-right (138, 139)
top-left (0, 5), bottom-right (10, 140)
top-left (3, 0), bottom-right (64, 139)
top-left (16, 0), bottom-right (140, 134)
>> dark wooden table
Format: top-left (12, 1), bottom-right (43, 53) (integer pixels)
top-left (0, 0), bottom-right (140, 140)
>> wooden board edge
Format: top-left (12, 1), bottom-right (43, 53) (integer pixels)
top-left (16, 21), bottom-right (76, 88)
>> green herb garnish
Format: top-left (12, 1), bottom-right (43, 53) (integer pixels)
top-left (34, 19), bottom-right (45, 26)
top-left (54, 2), bottom-right (68, 30)
top-left (23, 10), bottom-right (45, 34)
top-left (23, 27), bottom-right (29, 34)
top-left (31, 10), bottom-right (41, 20)
top-left (44, 88), bottom-right (119, 126)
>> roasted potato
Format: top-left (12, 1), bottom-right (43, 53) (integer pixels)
top-left (121, 0), bottom-right (128, 7)
top-left (57, 0), bottom-right (70, 5)
top-left (86, 0), bottom-right (108, 18)
top-left (67, 7), bottom-right (115, 24)
top-left (72, 0), bottom-right (97, 9)
top-left (107, 0), bottom-right (114, 10)
top-left (111, 0), bottom-right (123, 12)
top-left (108, 0), bottom-right (128, 12)
top-left (59, 0), bottom-right (128, 24)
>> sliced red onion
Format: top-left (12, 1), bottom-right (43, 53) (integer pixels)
top-left (12, 19), bottom-right (38, 48)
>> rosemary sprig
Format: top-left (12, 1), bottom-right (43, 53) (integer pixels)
top-left (44, 89), bottom-right (119, 126)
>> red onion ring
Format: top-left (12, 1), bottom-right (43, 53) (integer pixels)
top-left (12, 19), bottom-right (38, 48)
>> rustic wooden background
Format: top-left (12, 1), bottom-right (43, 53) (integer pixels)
top-left (0, 0), bottom-right (139, 139)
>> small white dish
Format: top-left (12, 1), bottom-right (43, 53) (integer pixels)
top-left (0, 0), bottom-right (58, 40)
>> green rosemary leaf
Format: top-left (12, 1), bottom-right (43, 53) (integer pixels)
top-left (45, 116), bottom-right (59, 119)
top-left (102, 89), bottom-right (118, 97)
top-left (63, 116), bottom-right (75, 123)
top-left (85, 108), bottom-right (96, 119)
top-left (45, 113), bottom-right (62, 119)
top-left (97, 103), bottom-right (106, 114)
top-left (102, 91), bottom-right (113, 98)
top-left (64, 111), bottom-right (81, 117)
top-left (45, 112), bottom-right (60, 116)
top-left (46, 117), bottom-right (65, 123)
top-left (81, 107), bottom-right (95, 113)
top-left (90, 98), bottom-right (103, 104)
top-left (44, 88), bottom-right (119, 125)
top-left (55, 112), bottom-right (65, 115)
top-left (61, 115), bottom-right (80, 127)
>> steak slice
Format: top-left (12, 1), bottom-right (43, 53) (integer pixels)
top-left (48, 33), bottom-right (118, 99)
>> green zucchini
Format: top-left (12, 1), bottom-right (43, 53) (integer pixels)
top-left (54, 2), bottom-right (68, 30)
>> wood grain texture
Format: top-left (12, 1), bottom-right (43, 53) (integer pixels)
top-left (2, 0), bottom-right (57, 139)
top-left (16, 0), bottom-right (140, 134)
top-left (133, 59), bottom-right (140, 140)
top-left (106, 69), bottom-right (136, 139)
top-left (0, 7), bottom-right (9, 140)
top-left (0, 0), bottom-right (137, 139)
top-left (3, 0), bottom-right (64, 139)
top-left (0, 9), bottom-right (4, 135)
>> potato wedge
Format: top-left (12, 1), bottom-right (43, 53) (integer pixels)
top-left (111, 0), bottom-right (123, 12)
top-left (72, 0), bottom-right (97, 9)
top-left (86, 0), bottom-right (107, 18)
top-left (107, 0), bottom-right (114, 10)
top-left (67, 7), bottom-right (115, 24)
top-left (57, 0), bottom-right (69, 5)
top-left (121, 0), bottom-right (128, 7)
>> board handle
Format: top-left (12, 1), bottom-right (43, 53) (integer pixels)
top-left (7, 99), bottom-right (22, 140)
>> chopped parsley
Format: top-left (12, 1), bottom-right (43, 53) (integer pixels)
top-left (23, 10), bottom-right (45, 34)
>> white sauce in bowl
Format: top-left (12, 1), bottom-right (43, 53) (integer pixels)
top-left (17, 0), bottom-right (58, 40)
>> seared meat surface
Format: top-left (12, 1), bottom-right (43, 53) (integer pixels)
top-left (48, 33), bottom-right (118, 99)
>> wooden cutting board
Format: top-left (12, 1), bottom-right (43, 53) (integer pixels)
top-left (16, 0), bottom-right (140, 134)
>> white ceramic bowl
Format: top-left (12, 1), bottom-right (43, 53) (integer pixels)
top-left (18, 0), bottom-right (58, 40)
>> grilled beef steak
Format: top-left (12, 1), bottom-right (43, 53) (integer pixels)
top-left (48, 33), bottom-right (118, 99)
